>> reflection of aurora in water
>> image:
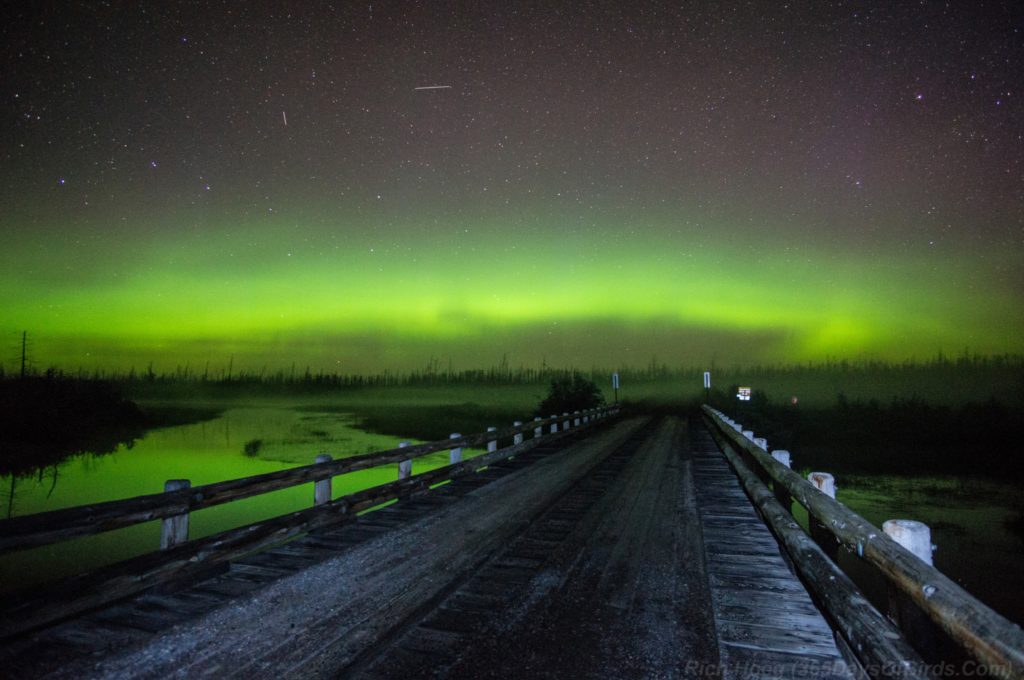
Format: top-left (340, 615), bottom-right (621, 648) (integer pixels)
top-left (0, 407), bottom-right (481, 596)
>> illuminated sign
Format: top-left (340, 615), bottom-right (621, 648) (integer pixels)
top-left (737, 387), bottom-right (752, 401)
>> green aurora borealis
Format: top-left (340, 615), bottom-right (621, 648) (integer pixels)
top-left (5, 205), bottom-right (1021, 372)
top-left (3, 3), bottom-right (1022, 373)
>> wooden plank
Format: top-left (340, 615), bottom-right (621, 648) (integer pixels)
top-left (717, 620), bottom-right (846, 655)
top-left (719, 644), bottom-right (853, 680)
top-left (692, 428), bottom-right (855, 680)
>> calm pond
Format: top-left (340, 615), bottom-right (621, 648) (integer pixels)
top-left (0, 406), bottom-right (481, 595)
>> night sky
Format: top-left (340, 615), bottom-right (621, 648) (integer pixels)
top-left (2, 1), bottom-right (1022, 373)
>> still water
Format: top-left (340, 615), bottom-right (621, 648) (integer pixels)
top-left (0, 407), bottom-right (478, 595)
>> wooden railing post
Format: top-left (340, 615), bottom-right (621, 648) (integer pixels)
top-left (550, 415), bottom-right (558, 434)
top-left (533, 417), bottom-right (543, 438)
top-left (770, 450), bottom-right (792, 514)
top-left (807, 472), bottom-right (838, 561)
top-left (487, 427), bottom-right (498, 453)
top-left (314, 454), bottom-right (332, 505)
top-left (513, 421), bottom-right (523, 445)
top-left (884, 520), bottom-right (939, 659)
top-left (449, 433), bottom-right (462, 464)
top-left (160, 479), bottom-right (190, 549)
top-left (398, 441), bottom-right (412, 479)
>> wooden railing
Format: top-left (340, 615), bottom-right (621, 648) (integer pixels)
top-left (702, 405), bottom-right (1024, 680)
top-left (0, 406), bottom-right (619, 639)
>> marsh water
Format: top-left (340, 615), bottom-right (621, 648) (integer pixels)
top-left (2, 408), bottom-right (1022, 628)
top-left (0, 406), bottom-right (480, 595)
top-left (827, 475), bottom-right (1024, 627)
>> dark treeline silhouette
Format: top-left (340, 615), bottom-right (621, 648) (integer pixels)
top-left (0, 375), bottom-right (147, 479)
top-left (3, 351), bottom-right (1021, 392)
top-left (707, 387), bottom-right (1024, 481)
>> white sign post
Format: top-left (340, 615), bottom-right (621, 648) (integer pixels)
top-left (703, 371), bottom-right (711, 402)
top-left (612, 372), bottom-right (620, 404)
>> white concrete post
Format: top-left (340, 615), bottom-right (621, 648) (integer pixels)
top-left (398, 441), bottom-right (412, 479)
top-left (883, 520), bottom-right (938, 656)
top-left (449, 433), bottom-right (462, 464)
top-left (753, 437), bottom-right (768, 451)
top-left (770, 450), bottom-right (791, 468)
top-left (573, 411), bottom-right (581, 427)
top-left (883, 520), bottom-right (934, 566)
top-left (161, 479), bottom-right (190, 549)
top-left (550, 415), bottom-right (558, 433)
top-left (513, 421), bottom-right (523, 445)
top-left (563, 412), bottom-right (570, 430)
top-left (314, 454), bottom-right (333, 505)
top-left (742, 429), bottom-right (755, 440)
top-left (487, 426), bottom-right (498, 453)
top-left (534, 417), bottom-right (543, 438)
top-left (808, 472), bottom-right (836, 498)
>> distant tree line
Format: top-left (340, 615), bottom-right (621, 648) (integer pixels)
top-left (1, 351), bottom-right (1022, 390)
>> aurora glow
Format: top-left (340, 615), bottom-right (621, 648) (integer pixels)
top-left (2, 3), bottom-right (1022, 372)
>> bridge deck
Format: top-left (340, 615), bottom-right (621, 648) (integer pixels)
top-left (2, 416), bottom-right (852, 679)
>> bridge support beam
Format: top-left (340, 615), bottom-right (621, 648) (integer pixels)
top-left (160, 479), bottom-right (190, 549)
top-left (398, 442), bottom-right (412, 480)
top-left (449, 433), bottom-right (462, 464)
top-left (314, 455), bottom-right (333, 505)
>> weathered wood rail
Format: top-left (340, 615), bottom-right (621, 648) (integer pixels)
top-left (0, 406), bottom-right (619, 639)
top-left (702, 405), bottom-right (1024, 680)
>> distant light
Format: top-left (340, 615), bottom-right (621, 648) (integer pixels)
top-left (791, 396), bottom-right (799, 405)
top-left (737, 386), bottom-right (751, 401)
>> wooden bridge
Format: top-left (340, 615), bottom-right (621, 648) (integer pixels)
top-left (1, 406), bottom-right (1023, 678)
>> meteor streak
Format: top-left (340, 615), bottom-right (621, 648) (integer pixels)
top-left (414, 85), bottom-right (452, 90)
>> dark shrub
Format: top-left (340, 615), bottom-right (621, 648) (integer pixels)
top-left (536, 373), bottom-right (605, 416)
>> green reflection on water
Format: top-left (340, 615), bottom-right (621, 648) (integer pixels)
top-left (0, 407), bottom-right (483, 595)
